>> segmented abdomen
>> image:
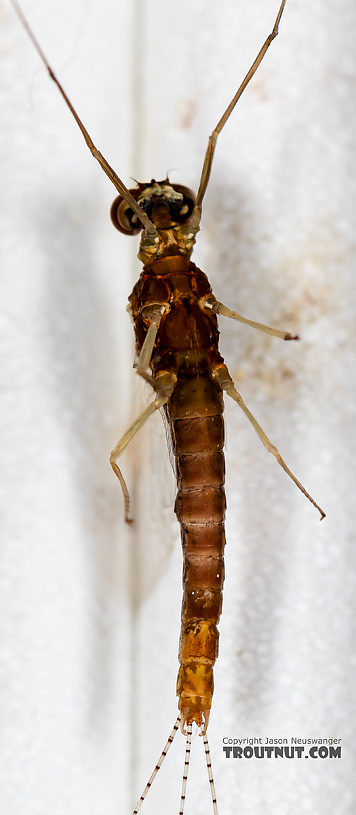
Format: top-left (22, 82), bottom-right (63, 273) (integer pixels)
top-left (168, 374), bottom-right (225, 732)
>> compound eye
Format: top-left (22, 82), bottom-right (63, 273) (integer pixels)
top-left (110, 193), bottom-right (143, 235)
top-left (170, 184), bottom-right (196, 222)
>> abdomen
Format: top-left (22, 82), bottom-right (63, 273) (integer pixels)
top-left (166, 373), bottom-right (226, 733)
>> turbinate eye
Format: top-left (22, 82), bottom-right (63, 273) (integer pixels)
top-left (110, 183), bottom-right (196, 233)
top-left (170, 184), bottom-right (196, 222)
top-left (110, 193), bottom-right (143, 235)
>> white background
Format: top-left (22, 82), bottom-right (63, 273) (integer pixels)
top-left (1, 1), bottom-right (355, 813)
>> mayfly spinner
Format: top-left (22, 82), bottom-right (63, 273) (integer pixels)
top-left (10, 0), bottom-right (325, 812)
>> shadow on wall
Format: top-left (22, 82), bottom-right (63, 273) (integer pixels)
top-left (31, 185), bottom-right (130, 722)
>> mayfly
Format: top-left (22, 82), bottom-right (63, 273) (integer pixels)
top-left (9, 0), bottom-right (325, 813)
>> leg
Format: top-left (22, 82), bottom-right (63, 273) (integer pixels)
top-left (135, 305), bottom-right (168, 383)
top-left (191, 0), bottom-right (287, 226)
top-left (112, 305), bottom-right (168, 520)
top-left (212, 364), bottom-right (325, 520)
top-left (110, 371), bottom-right (176, 523)
top-left (201, 295), bottom-right (298, 341)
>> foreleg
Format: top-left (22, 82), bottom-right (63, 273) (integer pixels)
top-left (112, 304), bottom-right (172, 522)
